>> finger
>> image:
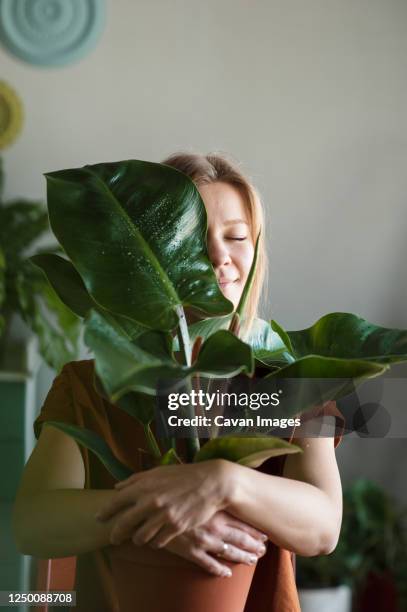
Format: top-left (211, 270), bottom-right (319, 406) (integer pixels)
top-left (214, 542), bottom-right (258, 566)
top-left (192, 550), bottom-right (233, 578)
top-left (190, 530), bottom-right (259, 566)
top-left (109, 505), bottom-right (146, 544)
top-left (95, 489), bottom-right (138, 522)
top-left (225, 518), bottom-right (268, 542)
top-left (223, 527), bottom-right (267, 556)
top-left (149, 525), bottom-right (185, 548)
top-left (131, 516), bottom-right (166, 547)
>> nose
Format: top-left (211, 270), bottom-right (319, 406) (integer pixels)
top-left (207, 235), bottom-right (232, 269)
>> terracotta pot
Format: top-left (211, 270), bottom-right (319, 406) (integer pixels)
top-left (108, 540), bottom-right (256, 612)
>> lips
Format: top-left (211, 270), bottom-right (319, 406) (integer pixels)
top-left (218, 278), bottom-right (237, 285)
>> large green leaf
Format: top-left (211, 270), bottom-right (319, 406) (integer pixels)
top-left (286, 312), bottom-right (407, 364)
top-left (246, 318), bottom-right (295, 366)
top-left (44, 421), bottom-right (132, 481)
top-left (260, 354), bottom-right (388, 418)
top-left (179, 315), bottom-right (294, 367)
top-left (113, 392), bottom-right (155, 426)
top-left (30, 253), bottom-right (150, 341)
top-left (194, 435), bottom-right (302, 468)
top-left (40, 279), bottom-right (81, 348)
top-left (84, 309), bottom-right (177, 399)
top-left (235, 232), bottom-right (260, 320)
top-left (185, 314), bottom-right (234, 344)
top-left (84, 308), bottom-right (253, 402)
top-left (30, 253), bottom-right (94, 318)
top-left (45, 160), bottom-right (234, 331)
top-left (270, 319), bottom-right (295, 356)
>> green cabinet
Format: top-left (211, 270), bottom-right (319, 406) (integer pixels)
top-left (0, 336), bottom-right (42, 609)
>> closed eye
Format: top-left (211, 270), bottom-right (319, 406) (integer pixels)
top-left (227, 237), bottom-right (247, 241)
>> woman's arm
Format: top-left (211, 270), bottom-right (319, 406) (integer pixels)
top-left (98, 435), bottom-right (342, 558)
top-left (12, 424), bottom-right (117, 558)
top-left (223, 435), bottom-right (343, 557)
top-left (12, 424), bottom-right (267, 575)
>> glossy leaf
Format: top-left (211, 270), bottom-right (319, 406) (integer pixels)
top-left (194, 435), bottom-right (302, 468)
top-left (45, 160), bottom-right (233, 331)
top-left (30, 253), bottom-right (94, 318)
top-left (84, 309), bottom-right (254, 402)
top-left (182, 315), bottom-right (294, 367)
top-left (247, 318), bottom-right (295, 366)
top-left (186, 314), bottom-right (233, 345)
top-left (114, 392), bottom-right (156, 426)
top-left (270, 319), bottom-right (295, 356)
top-left (286, 312), bottom-right (407, 364)
top-left (234, 232), bottom-right (260, 321)
top-left (30, 253), bottom-right (146, 341)
top-left (261, 354), bottom-right (388, 417)
top-left (44, 420), bottom-right (133, 481)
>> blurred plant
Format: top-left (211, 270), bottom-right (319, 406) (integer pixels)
top-left (0, 156), bottom-right (81, 371)
top-left (297, 479), bottom-right (407, 609)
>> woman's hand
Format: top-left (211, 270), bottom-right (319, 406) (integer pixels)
top-left (162, 511), bottom-right (268, 577)
top-left (95, 460), bottom-right (233, 548)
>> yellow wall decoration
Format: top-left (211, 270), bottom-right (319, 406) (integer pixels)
top-left (0, 81), bottom-right (24, 149)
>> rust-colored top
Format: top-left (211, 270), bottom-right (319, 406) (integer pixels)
top-left (33, 360), bottom-right (345, 612)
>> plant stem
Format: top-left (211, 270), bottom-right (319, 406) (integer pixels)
top-left (176, 304), bottom-right (192, 366)
top-left (143, 424), bottom-right (162, 460)
top-left (175, 305), bottom-right (200, 460)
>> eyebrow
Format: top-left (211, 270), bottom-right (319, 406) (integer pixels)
top-left (223, 219), bottom-right (249, 226)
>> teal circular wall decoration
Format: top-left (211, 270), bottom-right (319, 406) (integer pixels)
top-left (0, 0), bottom-right (106, 66)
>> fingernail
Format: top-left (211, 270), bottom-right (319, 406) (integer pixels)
top-left (260, 534), bottom-right (268, 541)
top-left (257, 545), bottom-right (266, 556)
top-left (222, 568), bottom-right (232, 578)
top-left (249, 555), bottom-right (257, 565)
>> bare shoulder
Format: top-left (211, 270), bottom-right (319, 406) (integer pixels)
top-left (15, 424), bottom-right (85, 501)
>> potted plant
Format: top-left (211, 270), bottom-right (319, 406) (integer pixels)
top-left (345, 480), bottom-right (406, 612)
top-left (0, 157), bottom-right (81, 372)
top-left (297, 479), bottom-right (407, 612)
top-left (27, 159), bottom-right (407, 611)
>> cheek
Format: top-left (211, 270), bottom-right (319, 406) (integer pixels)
top-left (235, 245), bottom-right (255, 279)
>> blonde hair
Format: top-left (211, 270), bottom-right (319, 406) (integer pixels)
top-left (161, 151), bottom-right (268, 336)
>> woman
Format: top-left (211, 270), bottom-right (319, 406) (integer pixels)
top-left (12, 152), bottom-right (345, 612)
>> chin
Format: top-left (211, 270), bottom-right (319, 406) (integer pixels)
top-left (222, 290), bottom-right (239, 309)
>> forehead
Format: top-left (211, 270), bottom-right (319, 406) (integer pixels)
top-left (197, 181), bottom-right (250, 226)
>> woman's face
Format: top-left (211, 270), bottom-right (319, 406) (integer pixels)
top-left (198, 181), bottom-right (255, 309)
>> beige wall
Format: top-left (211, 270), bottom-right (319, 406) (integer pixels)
top-left (2, 0), bottom-right (406, 500)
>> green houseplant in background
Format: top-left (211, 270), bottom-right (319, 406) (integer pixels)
top-left (26, 159), bottom-right (407, 610)
top-left (0, 157), bottom-right (81, 372)
top-left (297, 479), bottom-right (407, 612)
